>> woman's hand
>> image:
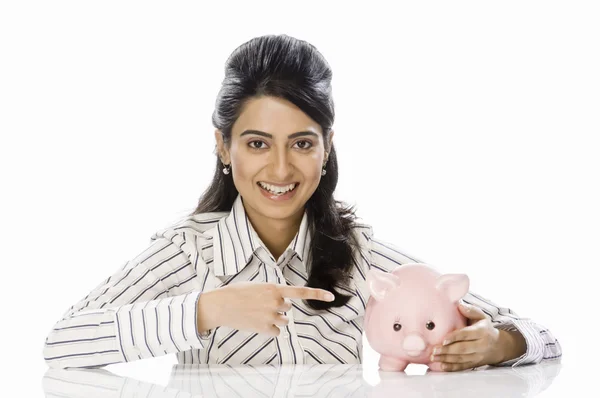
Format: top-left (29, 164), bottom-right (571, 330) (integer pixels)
top-left (211, 282), bottom-right (335, 337)
top-left (429, 302), bottom-right (508, 371)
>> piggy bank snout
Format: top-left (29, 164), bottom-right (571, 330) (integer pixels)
top-left (402, 334), bottom-right (427, 357)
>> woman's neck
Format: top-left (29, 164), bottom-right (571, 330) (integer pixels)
top-left (245, 207), bottom-right (304, 261)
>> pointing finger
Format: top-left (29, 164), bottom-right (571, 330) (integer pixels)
top-left (278, 286), bottom-right (335, 302)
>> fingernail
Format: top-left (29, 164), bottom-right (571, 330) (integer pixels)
top-left (443, 340), bottom-right (450, 345)
top-left (326, 293), bottom-right (335, 301)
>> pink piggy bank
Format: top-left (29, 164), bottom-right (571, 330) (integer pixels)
top-left (364, 263), bottom-right (470, 372)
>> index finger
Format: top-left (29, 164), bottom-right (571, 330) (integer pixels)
top-left (278, 285), bottom-right (335, 302)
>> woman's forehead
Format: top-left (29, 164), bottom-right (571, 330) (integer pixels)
top-left (233, 96), bottom-right (322, 138)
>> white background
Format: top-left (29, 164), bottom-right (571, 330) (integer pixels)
top-left (1, 1), bottom-right (597, 396)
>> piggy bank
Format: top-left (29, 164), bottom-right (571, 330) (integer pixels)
top-left (364, 263), bottom-right (469, 372)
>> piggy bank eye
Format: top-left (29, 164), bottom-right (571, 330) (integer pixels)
top-left (393, 323), bottom-right (402, 332)
top-left (426, 321), bottom-right (436, 330)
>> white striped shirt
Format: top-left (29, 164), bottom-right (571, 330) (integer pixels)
top-left (43, 194), bottom-right (562, 369)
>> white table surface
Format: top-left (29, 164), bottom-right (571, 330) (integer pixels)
top-left (42, 359), bottom-right (566, 397)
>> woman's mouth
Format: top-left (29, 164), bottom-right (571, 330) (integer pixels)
top-left (257, 181), bottom-right (299, 201)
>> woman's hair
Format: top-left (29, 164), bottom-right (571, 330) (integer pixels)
top-left (188, 34), bottom-right (361, 310)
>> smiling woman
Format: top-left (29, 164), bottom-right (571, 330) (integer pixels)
top-left (194, 35), bottom-right (358, 309)
top-left (43, 34), bottom-right (562, 370)
top-left (243, 129), bottom-right (319, 201)
top-left (212, 96), bottom-right (336, 263)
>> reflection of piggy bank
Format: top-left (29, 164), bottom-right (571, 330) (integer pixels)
top-left (368, 362), bottom-right (563, 398)
top-left (364, 263), bottom-right (470, 372)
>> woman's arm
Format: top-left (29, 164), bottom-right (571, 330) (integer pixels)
top-left (43, 233), bottom-right (213, 369)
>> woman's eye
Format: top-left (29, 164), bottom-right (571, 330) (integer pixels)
top-left (249, 140), bottom-right (266, 150)
top-left (294, 140), bottom-right (313, 150)
top-left (249, 140), bottom-right (312, 150)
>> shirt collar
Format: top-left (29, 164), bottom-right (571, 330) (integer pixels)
top-left (211, 194), bottom-right (311, 276)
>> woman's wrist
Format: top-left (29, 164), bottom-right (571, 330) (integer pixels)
top-left (495, 329), bottom-right (527, 364)
top-left (197, 289), bottom-right (223, 334)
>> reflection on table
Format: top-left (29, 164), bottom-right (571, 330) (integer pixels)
top-left (43, 360), bottom-right (562, 397)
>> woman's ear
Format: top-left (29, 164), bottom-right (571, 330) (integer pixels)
top-left (214, 129), bottom-right (231, 164)
top-left (327, 130), bottom-right (335, 157)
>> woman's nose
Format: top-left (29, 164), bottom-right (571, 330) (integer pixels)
top-left (271, 150), bottom-right (293, 179)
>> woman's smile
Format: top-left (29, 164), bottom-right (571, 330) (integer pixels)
top-left (257, 181), bottom-right (300, 201)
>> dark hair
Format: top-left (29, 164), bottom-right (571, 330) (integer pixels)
top-left (188, 34), bottom-right (361, 310)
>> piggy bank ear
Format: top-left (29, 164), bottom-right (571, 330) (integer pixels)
top-left (435, 274), bottom-right (470, 303)
top-left (366, 268), bottom-right (401, 301)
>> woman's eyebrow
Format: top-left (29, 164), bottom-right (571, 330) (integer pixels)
top-left (240, 129), bottom-right (318, 139)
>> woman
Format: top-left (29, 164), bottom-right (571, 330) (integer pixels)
top-left (43, 34), bottom-right (562, 371)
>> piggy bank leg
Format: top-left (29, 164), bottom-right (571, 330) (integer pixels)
top-left (378, 355), bottom-right (409, 372)
top-left (428, 361), bottom-right (444, 372)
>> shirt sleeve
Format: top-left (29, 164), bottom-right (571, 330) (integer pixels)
top-left (365, 232), bottom-right (563, 368)
top-left (43, 233), bottom-right (214, 369)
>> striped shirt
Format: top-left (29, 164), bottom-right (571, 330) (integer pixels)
top-left (43, 194), bottom-right (562, 369)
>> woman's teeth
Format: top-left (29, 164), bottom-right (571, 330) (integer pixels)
top-left (258, 182), bottom-right (297, 195)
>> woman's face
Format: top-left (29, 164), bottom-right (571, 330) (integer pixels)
top-left (215, 95), bottom-right (333, 222)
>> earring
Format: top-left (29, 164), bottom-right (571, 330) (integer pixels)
top-left (321, 163), bottom-right (327, 176)
top-left (222, 163), bottom-right (231, 175)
